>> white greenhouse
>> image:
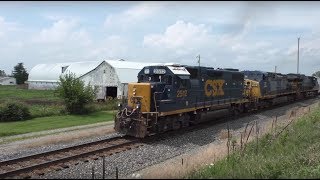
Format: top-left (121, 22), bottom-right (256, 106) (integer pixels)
top-left (0, 77), bottom-right (16, 85)
top-left (27, 59), bottom-right (161, 100)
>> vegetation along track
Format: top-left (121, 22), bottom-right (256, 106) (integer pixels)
top-left (0, 136), bottom-right (143, 179)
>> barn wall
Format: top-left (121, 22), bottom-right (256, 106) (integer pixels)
top-left (0, 78), bottom-right (16, 85)
top-left (80, 62), bottom-right (120, 100)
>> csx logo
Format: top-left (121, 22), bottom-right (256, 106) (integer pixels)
top-left (205, 79), bottom-right (225, 97)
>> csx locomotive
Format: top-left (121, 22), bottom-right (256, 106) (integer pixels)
top-left (115, 64), bottom-right (319, 138)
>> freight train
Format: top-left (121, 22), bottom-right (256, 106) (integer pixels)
top-left (114, 64), bottom-right (319, 138)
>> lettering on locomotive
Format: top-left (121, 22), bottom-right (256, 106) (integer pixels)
top-left (205, 79), bottom-right (225, 97)
top-left (177, 89), bottom-right (188, 97)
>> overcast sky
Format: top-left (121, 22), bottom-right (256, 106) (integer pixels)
top-left (0, 1), bottom-right (319, 75)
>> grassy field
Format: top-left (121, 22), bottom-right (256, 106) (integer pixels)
top-left (189, 107), bottom-right (320, 179)
top-left (0, 85), bottom-right (64, 118)
top-left (0, 85), bottom-right (118, 118)
top-left (0, 111), bottom-right (115, 137)
top-left (0, 85), bottom-right (60, 101)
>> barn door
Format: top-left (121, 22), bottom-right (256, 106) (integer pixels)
top-left (106, 86), bottom-right (117, 100)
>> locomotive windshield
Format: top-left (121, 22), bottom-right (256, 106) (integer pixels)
top-left (138, 74), bottom-right (173, 85)
top-left (138, 65), bottom-right (191, 85)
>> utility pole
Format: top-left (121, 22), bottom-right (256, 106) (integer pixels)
top-left (196, 54), bottom-right (201, 79)
top-left (197, 54), bottom-right (200, 67)
top-left (275, 66), bottom-right (277, 73)
top-left (297, 37), bottom-right (300, 74)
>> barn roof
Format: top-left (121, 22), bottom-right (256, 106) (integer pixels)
top-left (27, 59), bottom-right (162, 83)
top-left (104, 60), bottom-right (161, 83)
top-left (28, 62), bottom-right (73, 82)
top-left (63, 61), bottom-right (101, 78)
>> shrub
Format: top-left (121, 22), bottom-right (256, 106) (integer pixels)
top-left (0, 101), bottom-right (31, 122)
top-left (55, 73), bottom-right (96, 114)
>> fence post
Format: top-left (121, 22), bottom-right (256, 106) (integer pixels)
top-left (255, 120), bottom-right (259, 154)
top-left (92, 166), bottom-right (95, 179)
top-left (244, 122), bottom-right (249, 137)
top-left (227, 123), bottom-right (230, 160)
top-left (102, 156), bottom-right (105, 179)
top-left (115, 167), bottom-right (118, 179)
top-left (275, 116), bottom-right (277, 136)
top-left (271, 118), bottom-right (274, 136)
top-left (240, 132), bottom-right (243, 151)
top-left (245, 123), bottom-right (255, 145)
top-left (182, 158), bottom-right (184, 166)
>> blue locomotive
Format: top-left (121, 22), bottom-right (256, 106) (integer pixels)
top-left (115, 65), bottom-right (319, 138)
top-left (115, 64), bottom-right (247, 137)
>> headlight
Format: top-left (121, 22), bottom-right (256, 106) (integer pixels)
top-left (136, 104), bottom-right (141, 109)
top-left (118, 103), bottom-right (121, 107)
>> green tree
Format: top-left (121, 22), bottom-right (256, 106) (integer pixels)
top-left (312, 71), bottom-right (320, 78)
top-left (0, 70), bottom-right (6, 76)
top-left (55, 73), bottom-right (96, 114)
top-left (12, 63), bottom-right (28, 84)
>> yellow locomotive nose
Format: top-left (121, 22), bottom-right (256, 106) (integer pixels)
top-left (244, 79), bottom-right (261, 99)
top-left (128, 83), bottom-right (151, 112)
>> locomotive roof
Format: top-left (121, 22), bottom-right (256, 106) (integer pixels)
top-left (184, 65), bottom-right (240, 72)
top-left (242, 70), bottom-right (267, 75)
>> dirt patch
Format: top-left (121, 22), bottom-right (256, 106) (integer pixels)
top-left (0, 123), bottom-right (115, 155)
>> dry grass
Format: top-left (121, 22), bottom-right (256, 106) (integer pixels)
top-left (23, 126), bottom-right (115, 148)
top-left (135, 141), bottom-right (229, 179)
top-left (218, 129), bottom-right (232, 139)
top-left (132, 100), bottom-right (320, 179)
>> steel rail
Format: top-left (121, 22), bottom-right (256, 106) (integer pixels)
top-left (0, 136), bottom-right (140, 178)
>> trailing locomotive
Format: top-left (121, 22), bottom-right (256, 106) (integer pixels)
top-left (242, 71), bottom-right (318, 106)
top-left (115, 65), bottom-right (319, 138)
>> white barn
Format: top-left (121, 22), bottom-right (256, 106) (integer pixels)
top-left (27, 59), bottom-right (161, 100)
top-left (0, 77), bottom-right (16, 85)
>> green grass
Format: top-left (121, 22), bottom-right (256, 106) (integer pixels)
top-left (189, 107), bottom-right (320, 179)
top-left (29, 104), bottom-right (65, 118)
top-left (0, 111), bottom-right (115, 137)
top-left (0, 85), bottom-right (60, 101)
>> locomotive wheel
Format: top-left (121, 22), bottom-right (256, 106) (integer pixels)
top-left (171, 116), bottom-right (181, 130)
top-left (156, 117), bottom-right (167, 133)
top-left (180, 114), bottom-right (190, 128)
top-left (189, 112), bottom-right (201, 125)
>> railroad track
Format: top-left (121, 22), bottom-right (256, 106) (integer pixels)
top-left (0, 136), bottom-right (143, 179)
